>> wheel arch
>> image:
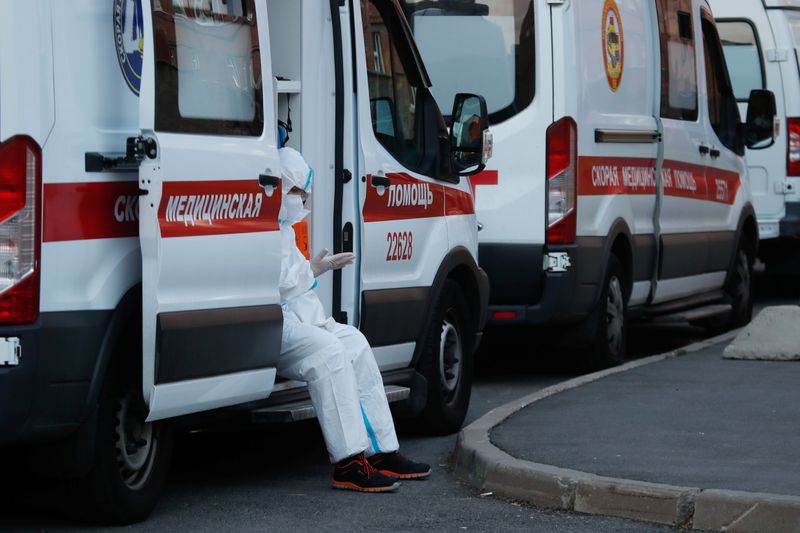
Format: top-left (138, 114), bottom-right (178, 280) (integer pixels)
top-left (28, 284), bottom-right (142, 479)
top-left (83, 284), bottom-right (143, 422)
top-left (737, 204), bottom-right (759, 266)
top-left (410, 247), bottom-right (488, 367)
top-left (597, 218), bottom-right (635, 302)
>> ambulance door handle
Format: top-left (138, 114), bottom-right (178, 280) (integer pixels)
top-left (371, 175), bottom-right (391, 188)
top-left (259, 174), bottom-right (280, 188)
top-left (698, 144), bottom-right (710, 156)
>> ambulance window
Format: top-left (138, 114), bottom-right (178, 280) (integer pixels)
top-left (702, 16), bottom-right (740, 152)
top-left (717, 21), bottom-right (764, 102)
top-left (656, 0), bottom-right (698, 121)
top-left (362, 0), bottom-right (427, 171)
top-left (401, 0), bottom-right (535, 124)
top-left (152, 0), bottom-right (263, 136)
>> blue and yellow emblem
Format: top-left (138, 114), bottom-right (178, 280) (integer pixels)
top-left (114, 0), bottom-right (144, 96)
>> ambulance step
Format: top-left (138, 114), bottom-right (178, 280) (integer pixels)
top-left (649, 304), bottom-right (732, 324)
top-left (250, 385), bottom-right (411, 424)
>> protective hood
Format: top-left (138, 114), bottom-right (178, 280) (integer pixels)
top-left (279, 147), bottom-right (314, 193)
top-left (278, 147), bottom-right (313, 225)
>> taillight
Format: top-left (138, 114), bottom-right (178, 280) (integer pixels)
top-left (788, 118), bottom-right (800, 177)
top-left (546, 117), bottom-right (577, 245)
top-left (0, 136), bottom-right (41, 324)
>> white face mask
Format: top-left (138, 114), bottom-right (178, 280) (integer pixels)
top-left (280, 194), bottom-right (310, 225)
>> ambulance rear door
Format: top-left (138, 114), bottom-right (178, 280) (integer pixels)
top-left (139, 0), bottom-right (283, 421)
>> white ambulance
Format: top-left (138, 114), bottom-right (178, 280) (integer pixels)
top-left (403, 0), bottom-right (776, 368)
top-left (709, 0), bottom-right (800, 275)
top-left (0, 0), bottom-right (490, 523)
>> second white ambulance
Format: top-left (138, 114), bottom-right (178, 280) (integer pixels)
top-left (404, 0), bottom-right (776, 368)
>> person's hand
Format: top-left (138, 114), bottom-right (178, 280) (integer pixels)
top-left (310, 248), bottom-right (356, 277)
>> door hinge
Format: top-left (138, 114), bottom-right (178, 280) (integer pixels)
top-left (766, 49), bottom-right (789, 63)
top-left (342, 169), bottom-right (353, 184)
top-left (544, 252), bottom-right (571, 273)
top-left (131, 136), bottom-right (158, 160)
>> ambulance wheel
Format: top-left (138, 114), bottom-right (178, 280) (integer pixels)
top-left (415, 279), bottom-right (474, 435)
top-left (725, 247), bottom-right (753, 329)
top-left (79, 356), bottom-right (173, 524)
top-left (585, 255), bottom-right (628, 370)
top-left (694, 246), bottom-right (753, 332)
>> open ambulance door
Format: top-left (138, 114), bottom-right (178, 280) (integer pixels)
top-left (139, 0), bottom-right (283, 421)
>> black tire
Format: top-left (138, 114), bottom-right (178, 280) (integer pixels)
top-left (76, 357), bottom-right (173, 525)
top-left (584, 255), bottom-right (628, 370)
top-left (414, 279), bottom-right (474, 435)
top-left (726, 247), bottom-right (754, 329)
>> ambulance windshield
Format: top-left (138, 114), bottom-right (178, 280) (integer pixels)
top-left (402, 0), bottom-right (534, 124)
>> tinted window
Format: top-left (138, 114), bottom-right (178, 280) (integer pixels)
top-left (702, 17), bottom-right (740, 152)
top-left (362, 0), bottom-right (426, 171)
top-left (401, 0), bottom-right (534, 124)
top-left (656, 0), bottom-right (698, 121)
top-left (153, 0), bottom-right (263, 136)
top-left (717, 21), bottom-right (764, 101)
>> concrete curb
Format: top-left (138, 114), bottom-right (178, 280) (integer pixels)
top-left (453, 330), bottom-right (800, 532)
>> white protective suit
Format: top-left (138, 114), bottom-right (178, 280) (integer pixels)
top-left (276, 147), bottom-right (399, 463)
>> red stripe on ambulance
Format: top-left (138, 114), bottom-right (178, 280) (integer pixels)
top-left (578, 156), bottom-right (740, 205)
top-left (363, 173), bottom-right (445, 222)
top-left (158, 180), bottom-right (279, 238)
top-left (363, 173), bottom-right (475, 222)
top-left (444, 186), bottom-right (476, 216)
top-left (43, 181), bottom-right (140, 242)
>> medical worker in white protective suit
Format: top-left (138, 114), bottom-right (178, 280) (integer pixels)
top-left (276, 146), bottom-right (431, 493)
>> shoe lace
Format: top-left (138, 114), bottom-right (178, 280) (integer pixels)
top-left (358, 454), bottom-right (377, 478)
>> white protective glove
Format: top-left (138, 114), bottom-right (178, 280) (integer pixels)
top-left (310, 248), bottom-right (356, 277)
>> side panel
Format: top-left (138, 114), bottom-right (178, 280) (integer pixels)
top-left (4, 2), bottom-right (139, 314)
top-left (0, 2), bottom-right (54, 145)
top-left (561, 0), bottom-right (659, 304)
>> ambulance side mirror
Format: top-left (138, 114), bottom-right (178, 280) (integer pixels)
top-left (744, 89), bottom-right (777, 150)
top-left (449, 93), bottom-right (492, 176)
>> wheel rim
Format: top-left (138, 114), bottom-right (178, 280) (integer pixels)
top-left (114, 390), bottom-right (158, 491)
top-left (438, 312), bottom-right (463, 397)
top-left (606, 275), bottom-right (625, 356)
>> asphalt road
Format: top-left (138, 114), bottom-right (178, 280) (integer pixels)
top-left (2, 279), bottom-right (795, 532)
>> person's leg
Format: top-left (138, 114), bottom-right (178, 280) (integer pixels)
top-left (280, 313), bottom-right (399, 491)
top-left (326, 321), bottom-right (399, 455)
top-left (327, 322), bottom-right (432, 479)
top-left (279, 313), bottom-right (369, 464)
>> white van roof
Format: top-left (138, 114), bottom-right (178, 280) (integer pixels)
top-left (764, 0), bottom-right (800, 9)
